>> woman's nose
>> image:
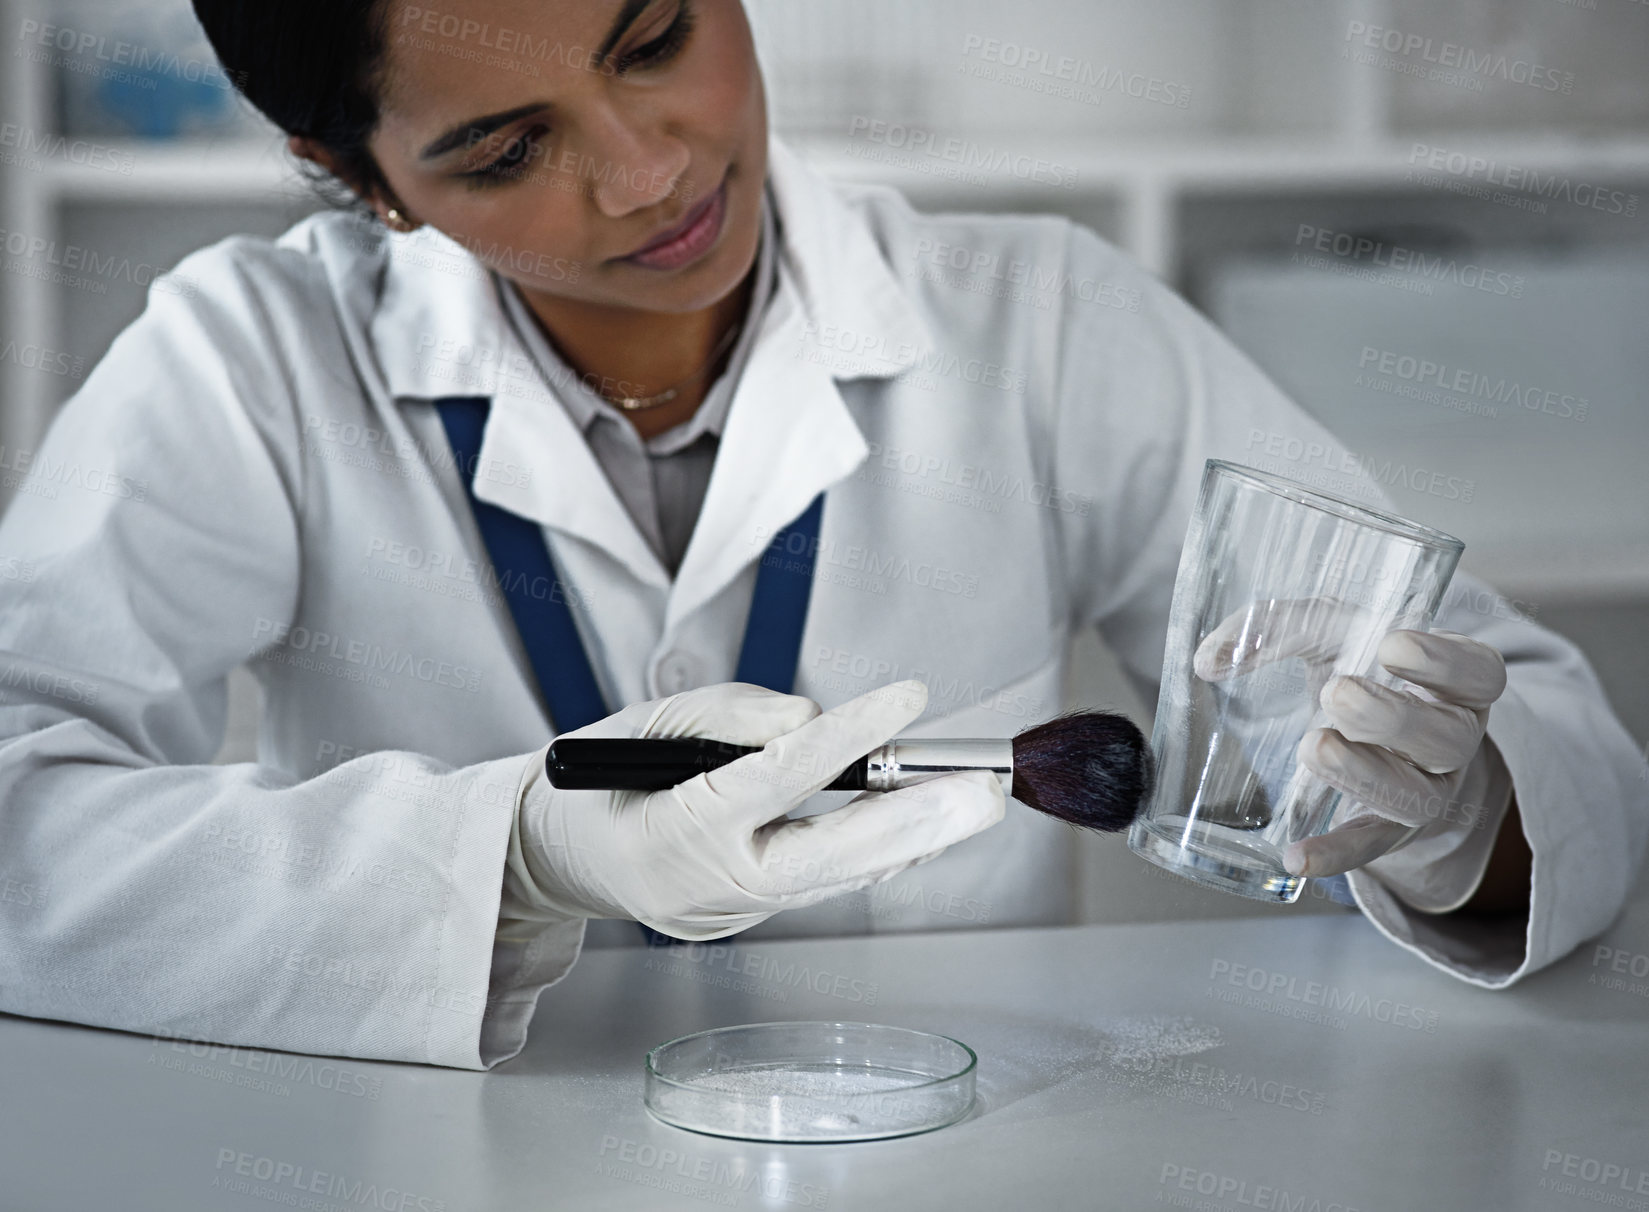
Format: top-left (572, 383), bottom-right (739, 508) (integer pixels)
top-left (585, 118), bottom-right (691, 219)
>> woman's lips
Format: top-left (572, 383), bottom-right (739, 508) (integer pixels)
top-left (618, 179), bottom-right (727, 271)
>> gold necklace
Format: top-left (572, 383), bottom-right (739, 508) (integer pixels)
top-left (602, 319), bottom-right (745, 412)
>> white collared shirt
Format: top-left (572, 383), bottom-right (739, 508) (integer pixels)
top-left (494, 190), bottom-right (780, 575)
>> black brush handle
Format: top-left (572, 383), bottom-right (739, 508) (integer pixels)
top-left (546, 737), bottom-right (870, 792)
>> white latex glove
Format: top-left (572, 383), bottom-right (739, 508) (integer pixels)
top-left (1196, 598), bottom-right (1515, 910)
top-left (505, 679), bottom-right (1006, 941)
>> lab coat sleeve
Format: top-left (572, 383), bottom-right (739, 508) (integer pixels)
top-left (0, 243), bottom-right (557, 1068)
top-left (1043, 220), bottom-right (1649, 985)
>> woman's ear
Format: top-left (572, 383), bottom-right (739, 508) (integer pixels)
top-left (288, 135), bottom-right (346, 180)
top-left (287, 135), bottom-right (406, 225)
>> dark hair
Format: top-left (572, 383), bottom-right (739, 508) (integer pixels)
top-left (191, 0), bottom-right (393, 207)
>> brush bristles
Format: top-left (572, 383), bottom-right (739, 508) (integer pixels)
top-left (1010, 710), bottom-right (1154, 831)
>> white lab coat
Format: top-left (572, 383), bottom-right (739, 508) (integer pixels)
top-left (0, 136), bottom-right (1642, 1069)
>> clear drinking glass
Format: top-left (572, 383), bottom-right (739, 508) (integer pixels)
top-left (1127, 460), bottom-right (1465, 902)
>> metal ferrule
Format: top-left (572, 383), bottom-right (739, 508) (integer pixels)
top-left (863, 738), bottom-right (1013, 795)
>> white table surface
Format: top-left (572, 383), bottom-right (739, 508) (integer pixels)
top-left (4, 894), bottom-right (1648, 1212)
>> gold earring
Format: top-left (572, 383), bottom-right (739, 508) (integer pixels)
top-left (384, 207), bottom-right (416, 232)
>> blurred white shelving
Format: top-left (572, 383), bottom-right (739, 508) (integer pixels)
top-left (793, 131), bottom-right (1649, 277)
top-left (35, 138), bottom-right (310, 200)
top-left (31, 131), bottom-right (1649, 261)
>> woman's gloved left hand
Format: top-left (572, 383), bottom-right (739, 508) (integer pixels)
top-left (1196, 600), bottom-right (1517, 910)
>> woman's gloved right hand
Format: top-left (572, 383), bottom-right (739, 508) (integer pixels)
top-left (504, 679), bottom-right (1006, 942)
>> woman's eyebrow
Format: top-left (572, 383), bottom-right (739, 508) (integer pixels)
top-left (596, 0), bottom-right (655, 61)
top-left (420, 103), bottom-right (547, 161)
top-left (417, 0), bottom-right (655, 163)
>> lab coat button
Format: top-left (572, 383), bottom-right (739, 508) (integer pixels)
top-left (657, 652), bottom-right (699, 694)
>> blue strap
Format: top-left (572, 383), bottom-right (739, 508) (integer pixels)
top-left (435, 398), bottom-right (608, 731)
top-left (434, 397), bottom-right (825, 946)
top-left (734, 492), bottom-right (823, 694)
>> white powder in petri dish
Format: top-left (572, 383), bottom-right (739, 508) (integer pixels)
top-left (680, 1066), bottom-right (938, 1136)
top-left (687, 1066), bottom-right (924, 1100)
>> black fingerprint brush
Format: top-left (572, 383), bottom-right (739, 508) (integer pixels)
top-left (545, 710), bottom-right (1155, 832)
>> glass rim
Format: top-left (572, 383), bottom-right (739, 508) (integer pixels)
top-left (1206, 459), bottom-right (1464, 553)
top-left (644, 1020), bottom-right (978, 1095)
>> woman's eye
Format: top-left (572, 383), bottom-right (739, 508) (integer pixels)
top-left (611, 0), bottom-right (695, 75)
top-left (462, 126), bottom-right (547, 188)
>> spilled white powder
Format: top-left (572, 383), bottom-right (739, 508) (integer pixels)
top-left (1102, 1015), bottom-right (1224, 1066)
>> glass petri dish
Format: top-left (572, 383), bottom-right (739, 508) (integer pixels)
top-left (644, 1021), bottom-right (977, 1143)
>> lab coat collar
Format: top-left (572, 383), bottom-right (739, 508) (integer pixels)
top-left (660, 136), bottom-right (939, 628)
top-left (370, 226), bottom-right (672, 586)
top-left (365, 134), bottom-right (936, 607)
top-left (762, 136), bottom-right (936, 371)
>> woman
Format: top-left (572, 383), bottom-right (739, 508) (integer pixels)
top-left (0, 0), bottom-right (1641, 1069)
